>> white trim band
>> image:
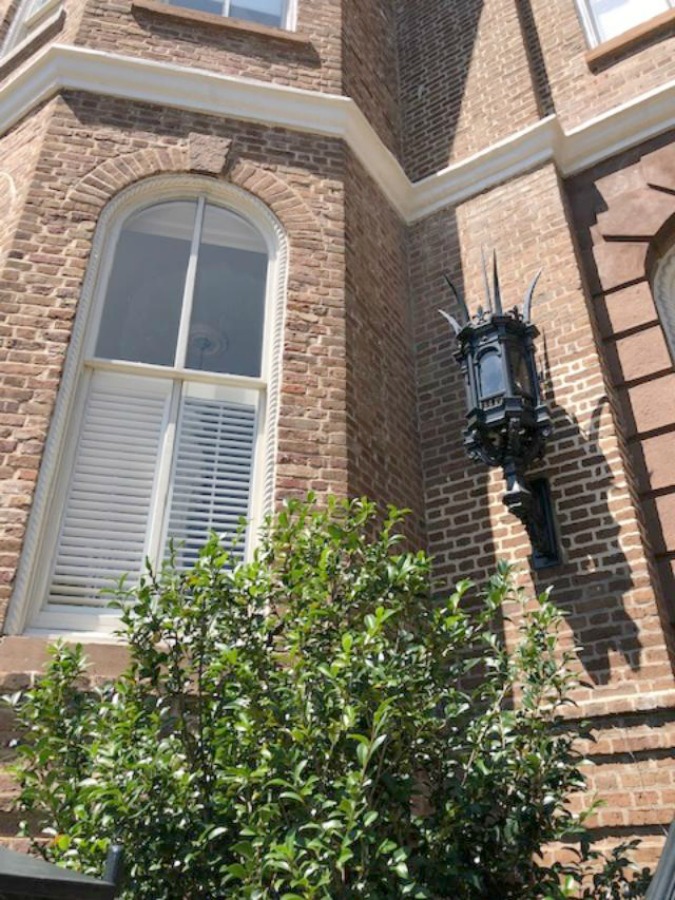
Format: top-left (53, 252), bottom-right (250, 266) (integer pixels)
top-left (1, 44), bottom-right (675, 221)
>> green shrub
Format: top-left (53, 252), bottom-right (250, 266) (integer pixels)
top-left (8, 497), bottom-right (651, 898)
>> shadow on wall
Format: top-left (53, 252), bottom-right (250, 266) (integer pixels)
top-left (531, 342), bottom-right (641, 685)
top-left (396, 0), bottom-right (486, 179)
top-left (421, 218), bottom-right (643, 686)
top-left (396, 0), bottom-right (555, 180)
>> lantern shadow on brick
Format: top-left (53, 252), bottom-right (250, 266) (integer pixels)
top-left (536, 349), bottom-right (642, 685)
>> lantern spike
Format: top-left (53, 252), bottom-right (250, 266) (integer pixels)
top-left (492, 251), bottom-right (503, 315)
top-left (523, 269), bottom-right (542, 322)
top-left (481, 246), bottom-right (493, 313)
top-left (442, 273), bottom-right (470, 324)
top-left (438, 308), bottom-right (462, 335)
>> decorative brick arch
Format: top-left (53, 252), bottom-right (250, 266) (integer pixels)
top-left (66, 145), bottom-right (189, 211)
top-left (228, 159), bottom-right (319, 233)
top-left (585, 141), bottom-right (675, 632)
top-left (66, 140), bottom-right (318, 239)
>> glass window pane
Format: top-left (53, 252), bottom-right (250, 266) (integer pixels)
top-left (479, 350), bottom-right (503, 399)
top-left (230, 0), bottom-right (284, 27)
top-left (590, 0), bottom-right (669, 41)
top-left (167, 0), bottom-right (224, 14)
top-left (96, 201), bottom-right (196, 367)
top-left (186, 204), bottom-right (268, 377)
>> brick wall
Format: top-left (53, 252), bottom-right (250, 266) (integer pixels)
top-left (72, 0), bottom-right (342, 94)
top-left (342, 0), bottom-right (401, 157)
top-left (396, 0), bottom-right (539, 181)
top-left (344, 154), bottom-right (425, 544)
top-left (410, 159), bottom-right (675, 851)
top-left (525, 0), bottom-right (675, 131)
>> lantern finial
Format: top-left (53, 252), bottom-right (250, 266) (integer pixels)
top-left (523, 269), bottom-right (542, 322)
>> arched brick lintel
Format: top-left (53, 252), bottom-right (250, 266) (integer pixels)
top-left (65, 139), bottom-right (318, 240)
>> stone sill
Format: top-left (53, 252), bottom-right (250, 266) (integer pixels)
top-left (132, 0), bottom-right (311, 45)
top-left (586, 8), bottom-right (675, 67)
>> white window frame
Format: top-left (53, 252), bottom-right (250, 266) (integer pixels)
top-left (1, 0), bottom-right (62, 59)
top-left (166, 0), bottom-right (297, 30)
top-left (576, 0), bottom-right (675, 47)
top-left (5, 175), bottom-right (288, 639)
top-left (654, 244), bottom-right (675, 365)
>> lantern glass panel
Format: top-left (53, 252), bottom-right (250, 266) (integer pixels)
top-left (508, 345), bottom-right (533, 398)
top-left (478, 348), bottom-right (503, 399)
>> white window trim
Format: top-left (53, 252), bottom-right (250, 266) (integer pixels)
top-left (654, 244), bottom-right (675, 364)
top-left (5, 175), bottom-right (289, 639)
top-left (575, 0), bottom-right (675, 47)
top-left (1, 0), bottom-right (62, 58)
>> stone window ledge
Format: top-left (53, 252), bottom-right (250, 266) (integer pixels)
top-left (132, 0), bottom-right (311, 45)
top-left (586, 8), bottom-right (675, 68)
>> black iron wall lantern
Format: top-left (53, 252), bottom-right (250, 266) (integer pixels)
top-left (440, 254), bottom-right (560, 568)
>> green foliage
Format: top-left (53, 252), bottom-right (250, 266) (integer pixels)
top-left (7, 497), bottom-right (651, 898)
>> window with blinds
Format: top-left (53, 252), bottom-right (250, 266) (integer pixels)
top-left (34, 196), bottom-right (269, 632)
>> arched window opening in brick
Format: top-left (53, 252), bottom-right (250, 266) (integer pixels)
top-left (6, 177), bottom-right (288, 636)
top-left (654, 242), bottom-right (675, 365)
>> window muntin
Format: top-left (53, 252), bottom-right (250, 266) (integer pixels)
top-left (39, 196), bottom-right (270, 627)
top-left (166, 0), bottom-right (289, 28)
top-left (579, 0), bottom-right (675, 45)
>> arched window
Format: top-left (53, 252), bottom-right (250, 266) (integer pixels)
top-left (8, 179), bottom-right (286, 635)
top-left (654, 244), bottom-right (675, 364)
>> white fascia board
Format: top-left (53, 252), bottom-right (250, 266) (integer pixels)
top-left (1, 44), bottom-right (675, 222)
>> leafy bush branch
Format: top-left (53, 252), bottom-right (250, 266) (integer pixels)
top-left (8, 497), bottom-right (652, 898)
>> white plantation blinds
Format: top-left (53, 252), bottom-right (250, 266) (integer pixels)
top-left (36, 195), bottom-right (270, 631)
top-left (167, 392), bottom-right (256, 567)
top-left (48, 372), bottom-right (170, 607)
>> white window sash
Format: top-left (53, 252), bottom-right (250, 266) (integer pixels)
top-left (579, 0), bottom-right (675, 46)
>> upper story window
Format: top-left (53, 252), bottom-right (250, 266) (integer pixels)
top-left (1, 0), bottom-right (61, 57)
top-left (7, 180), bottom-right (287, 636)
top-left (578, 0), bottom-right (675, 45)
top-left (167, 0), bottom-right (291, 28)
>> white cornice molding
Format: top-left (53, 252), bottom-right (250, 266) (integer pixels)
top-left (1, 44), bottom-right (675, 222)
top-left (411, 116), bottom-right (563, 219)
top-left (559, 77), bottom-right (675, 174)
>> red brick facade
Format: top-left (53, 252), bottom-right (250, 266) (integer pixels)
top-left (1, 0), bottom-right (675, 871)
